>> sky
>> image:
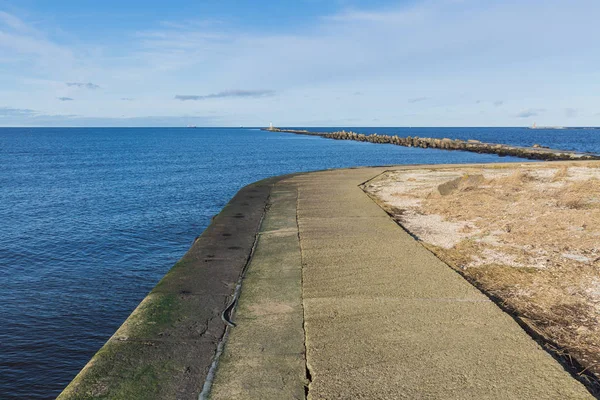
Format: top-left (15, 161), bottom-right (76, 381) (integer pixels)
top-left (1, 0), bottom-right (600, 127)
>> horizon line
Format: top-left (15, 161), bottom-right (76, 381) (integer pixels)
top-left (1, 126), bottom-right (599, 129)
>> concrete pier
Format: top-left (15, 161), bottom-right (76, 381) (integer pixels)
top-left (209, 165), bottom-right (593, 400)
top-left (59, 164), bottom-right (596, 399)
top-left (58, 176), bottom-right (282, 399)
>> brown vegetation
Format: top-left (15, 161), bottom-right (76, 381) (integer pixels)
top-left (364, 163), bottom-right (600, 386)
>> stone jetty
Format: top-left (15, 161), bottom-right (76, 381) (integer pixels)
top-left (264, 128), bottom-right (600, 161)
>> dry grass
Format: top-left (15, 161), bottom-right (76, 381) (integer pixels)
top-left (364, 163), bottom-right (600, 383)
top-left (553, 165), bottom-right (569, 181)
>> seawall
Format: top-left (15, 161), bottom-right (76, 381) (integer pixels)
top-left (57, 163), bottom-right (599, 399)
top-left (264, 128), bottom-right (600, 161)
top-left (57, 175), bottom-right (290, 399)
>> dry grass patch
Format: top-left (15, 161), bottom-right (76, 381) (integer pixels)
top-left (363, 162), bottom-right (600, 385)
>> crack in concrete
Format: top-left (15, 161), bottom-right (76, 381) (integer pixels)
top-left (296, 184), bottom-right (313, 399)
top-left (198, 185), bottom-right (273, 400)
top-left (221, 196), bottom-right (270, 328)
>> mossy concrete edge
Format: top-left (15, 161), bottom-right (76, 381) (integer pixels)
top-left (57, 174), bottom-right (297, 400)
top-left (56, 160), bottom-right (594, 399)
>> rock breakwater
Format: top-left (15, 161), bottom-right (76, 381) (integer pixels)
top-left (263, 128), bottom-right (599, 161)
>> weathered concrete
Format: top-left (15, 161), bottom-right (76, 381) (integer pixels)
top-left (209, 182), bottom-right (307, 400)
top-left (60, 163), bottom-right (597, 399)
top-left (201, 164), bottom-right (594, 399)
top-left (292, 167), bottom-right (593, 399)
top-left (58, 176), bottom-right (282, 400)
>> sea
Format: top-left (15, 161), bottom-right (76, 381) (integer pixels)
top-left (1, 127), bottom-right (598, 399)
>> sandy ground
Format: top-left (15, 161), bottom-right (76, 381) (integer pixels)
top-left (363, 162), bottom-right (600, 385)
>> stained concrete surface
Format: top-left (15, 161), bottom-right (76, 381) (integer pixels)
top-left (212, 166), bottom-right (592, 399)
top-left (210, 182), bottom-right (307, 400)
top-left (293, 168), bottom-right (592, 399)
top-left (59, 165), bottom-right (595, 399)
top-left (58, 177), bottom-right (280, 400)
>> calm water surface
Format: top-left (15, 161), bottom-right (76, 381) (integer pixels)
top-left (1, 127), bottom-right (597, 398)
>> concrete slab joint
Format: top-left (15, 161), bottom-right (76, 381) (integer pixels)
top-left (209, 181), bottom-right (308, 400)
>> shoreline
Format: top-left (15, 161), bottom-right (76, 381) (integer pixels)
top-left (264, 127), bottom-right (600, 161)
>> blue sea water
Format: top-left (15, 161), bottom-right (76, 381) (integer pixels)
top-left (0, 127), bottom-right (598, 399)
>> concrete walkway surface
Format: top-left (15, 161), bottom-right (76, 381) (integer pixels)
top-left (211, 166), bottom-right (593, 399)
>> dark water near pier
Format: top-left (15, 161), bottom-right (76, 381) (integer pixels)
top-left (0, 127), bottom-right (597, 398)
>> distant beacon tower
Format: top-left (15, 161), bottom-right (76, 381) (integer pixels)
top-left (269, 122), bottom-right (273, 129)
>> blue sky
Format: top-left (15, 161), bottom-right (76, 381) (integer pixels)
top-left (1, 0), bottom-right (599, 127)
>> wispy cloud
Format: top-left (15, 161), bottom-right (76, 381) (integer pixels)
top-left (66, 82), bottom-right (100, 89)
top-left (68, 115), bottom-right (222, 127)
top-left (516, 108), bottom-right (546, 118)
top-left (3, 2), bottom-right (600, 126)
top-left (174, 95), bottom-right (202, 101)
top-left (323, 9), bottom-right (422, 24)
top-left (0, 106), bottom-right (221, 127)
top-left (0, 106), bottom-right (80, 126)
top-left (174, 90), bottom-right (275, 101)
top-left (121, 97), bottom-right (134, 101)
top-left (58, 97), bottom-right (74, 101)
top-left (0, 11), bottom-right (30, 32)
top-left (0, 11), bottom-right (74, 68)
top-left (0, 106), bottom-right (38, 117)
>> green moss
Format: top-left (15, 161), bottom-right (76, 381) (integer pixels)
top-left (63, 360), bottom-right (164, 399)
top-left (165, 259), bottom-right (189, 274)
top-left (129, 293), bottom-right (179, 338)
top-left (152, 260), bottom-right (188, 292)
top-left (107, 364), bottom-right (161, 399)
top-left (59, 339), bottom-right (180, 399)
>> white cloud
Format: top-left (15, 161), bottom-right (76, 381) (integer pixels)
top-left (66, 82), bottom-right (100, 89)
top-left (0, 11), bottom-right (74, 66)
top-left (2, 1), bottom-right (600, 126)
top-left (0, 10), bottom-right (30, 31)
top-left (516, 108), bottom-right (546, 118)
top-left (0, 106), bottom-right (37, 117)
top-left (125, 0), bottom-right (600, 95)
top-left (174, 90), bottom-right (275, 101)
top-left (322, 8), bottom-right (424, 23)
